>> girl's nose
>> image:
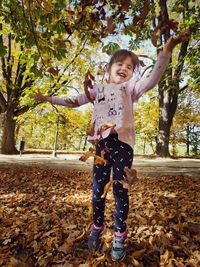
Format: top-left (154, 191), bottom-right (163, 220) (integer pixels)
top-left (121, 65), bottom-right (127, 71)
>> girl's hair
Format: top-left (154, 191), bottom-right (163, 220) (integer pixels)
top-left (107, 49), bottom-right (140, 72)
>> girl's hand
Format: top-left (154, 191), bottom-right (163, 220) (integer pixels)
top-left (32, 90), bottom-right (47, 102)
top-left (164, 29), bottom-right (191, 53)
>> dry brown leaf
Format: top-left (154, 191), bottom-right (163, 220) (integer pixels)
top-left (135, 214), bottom-right (148, 225)
top-left (97, 122), bottom-right (116, 138)
top-left (160, 250), bottom-right (174, 265)
top-left (94, 149), bottom-right (108, 165)
top-left (133, 0), bottom-right (150, 28)
top-left (79, 147), bottom-right (107, 165)
top-left (101, 179), bottom-right (113, 198)
top-left (84, 70), bottom-right (95, 104)
top-left (131, 248), bottom-right (146, 258)
top-left (87, 120), bottom-right (96, 136)
top-left (47, 67), bottom-right (59, 76)
top-left (124, 167), bottom-right (139, 185)
top-left (106, 16), bottom-right (116, 34)
top-left (94, 156), bottom-right (107, 165)
top-left (79, 147), bottom-right (94, 161)
top-left (1, 166), bottom-right (199, 266)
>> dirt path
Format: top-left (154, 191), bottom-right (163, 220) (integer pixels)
top-left (0, 154), bottom-right (200, 177)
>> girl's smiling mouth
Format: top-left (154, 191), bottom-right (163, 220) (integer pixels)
top-left (117, 72), bottom-right (127, 78)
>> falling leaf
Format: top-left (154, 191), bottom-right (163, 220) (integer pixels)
top-left (83, 70), bottom-right (95, 104)
top-left (87, 120), bottom-right (96, 136)
top-left (121, 0), bottom-right (131, 11)
top-left (106, 16), bottom-right (116, 34)
top-left (94, 152), bottom-right (107, 165)
top-left (101, 178), bottom-right (113, 198)
top-left (79, 147), bottom-right (94, 162)
top-left (133, 0), bottom-right (150, 28)
top-left (79, 147), bottom-right (107, 165)
top-left (97, 123), bottom-right (116, 138)
top-left (151, 22), bottom-right (162, 47)
top-left (47, 67), bottom-right (59, 76)
top-left (124, 167), bottom-right (139, 185)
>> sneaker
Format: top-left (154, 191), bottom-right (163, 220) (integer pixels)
top-left (111, 235), bottom-right (126, 261)
top-left (88, 226), bottom-right (103, 251)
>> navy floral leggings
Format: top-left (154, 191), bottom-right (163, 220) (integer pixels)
top-left (92, 133), bottom-right (133, 233)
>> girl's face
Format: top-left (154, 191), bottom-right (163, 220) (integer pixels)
top-left (109, 56), bottom-right (134, 84)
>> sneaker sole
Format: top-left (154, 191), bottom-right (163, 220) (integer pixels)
top-left (111, 252), bottom-right (126, 262)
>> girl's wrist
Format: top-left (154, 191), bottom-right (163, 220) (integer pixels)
top-left (41, 95), bottom-right (50, 102)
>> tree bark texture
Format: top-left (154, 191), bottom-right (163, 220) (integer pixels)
top-left (155, 0), bottom-right (190, 157)
top-left (1, 111), bottom-right (18, 154)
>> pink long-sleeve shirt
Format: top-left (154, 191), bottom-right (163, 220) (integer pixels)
top-left (51, 51), bottom-right (171, 148)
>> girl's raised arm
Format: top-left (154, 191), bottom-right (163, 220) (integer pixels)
top-left (132, 30), bottom-right (190, 101)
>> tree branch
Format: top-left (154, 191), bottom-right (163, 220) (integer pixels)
top-left (50, 39), bottom-right (88, 94)
top-left (15, 46), bottom-right (24, 85)
top-left (0, 23), bottom-right (8, 81)
top-left (7, 33), bottom-right (12, 79)
top-left (14, 105), bottom-right (30, 117)
top-left (20, 79), bottom-right (34, 92)
top-left (179, 84), bottom-right (188, 92)
top-left (16, 63), bottom-right (27, 89)
top-left (0, 91), bottom-right (7, 112)
top-left (174, 39), bottom-right (190, 80)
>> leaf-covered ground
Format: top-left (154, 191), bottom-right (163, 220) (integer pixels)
top-left (0, 165), bottom-right (199, 267)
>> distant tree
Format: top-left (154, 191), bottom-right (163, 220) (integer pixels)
top-left (0, 0), bottom-right (199, 157)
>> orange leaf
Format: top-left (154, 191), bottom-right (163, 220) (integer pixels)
top-left (79, 147), bottom-right (94, 162)
top-left (87, 120), bottom-right (96, 136)
top-left (94, 155), bottom-right (107, 165)
top-left (101, 179), bottom-right (113, 198)
top-left (97, 123), bottom-right (116, 137)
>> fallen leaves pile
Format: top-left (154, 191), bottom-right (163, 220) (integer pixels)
top-left (0, 165), bottom-right (199, 267)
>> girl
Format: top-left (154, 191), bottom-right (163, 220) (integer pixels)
top-left (33, 34), bottom-right (187, 261)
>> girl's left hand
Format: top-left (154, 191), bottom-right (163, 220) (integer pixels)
top-left (164, 29), bottom-right (191, 53)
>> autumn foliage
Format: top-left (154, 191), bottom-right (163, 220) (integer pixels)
top-left (0, 166), bottom-right (199, 266)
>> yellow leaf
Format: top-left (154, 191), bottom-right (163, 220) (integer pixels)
top-left (131, 257), bottom-right (141, 266)
top-left (160, 250), bottom-right (174, 265)
top-left (131, 248), bottom-right (146, 258)
top-left (135, 214), bottom-right (148, 225)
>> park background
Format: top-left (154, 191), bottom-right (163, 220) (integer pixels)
top-left (0, 1), bottom-right (200, 267)
top-left (0, 0), bottom-right (199, 158)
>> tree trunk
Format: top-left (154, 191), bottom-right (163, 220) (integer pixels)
top-left (0, 113), bottom-right (4, 152)
top-left (1, 111), bottom-right (19, 154)
top-left (186, 124), bottom-right (190, 156)
top-left (156, 85), bottom-right (178, 157)
top-left (156, 118), bottom-right (171, 157)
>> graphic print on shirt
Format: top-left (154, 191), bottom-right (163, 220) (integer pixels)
top-left (97, 86), bottom-right (105, 103)
top-left (119, 86), bottom-right (126, 92)
top-left (108, 103), bottom-right (117, 116)
top-left (94, 84), bottom-right (126, 137)
top-left (108, 92), bottom-right (115, 102)
top-left (118, 103), bottom-right (123, 116)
